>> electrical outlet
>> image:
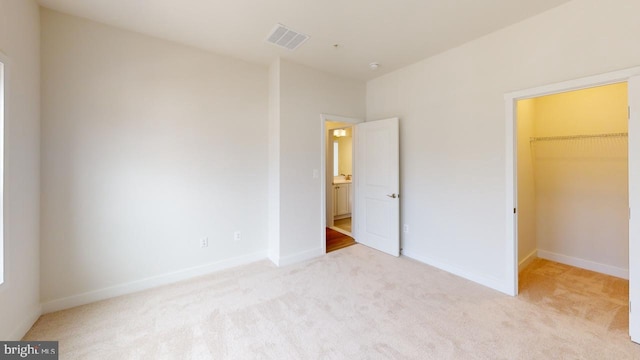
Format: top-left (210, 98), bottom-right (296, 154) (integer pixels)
top-left (234, 231), bottom-right (241, 241)
top-left (403, 224), bottom-right (409, 233)
top-left (200, 237), bottom-right (208, 248)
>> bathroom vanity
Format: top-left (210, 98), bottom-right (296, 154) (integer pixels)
top-left (333, 178), bottom-right (352, 219)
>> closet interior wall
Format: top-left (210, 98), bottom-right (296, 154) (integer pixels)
top-left (517, 83), bottom-right (629, 278)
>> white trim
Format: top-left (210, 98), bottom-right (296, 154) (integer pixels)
top-left (537, 249), bottom-right (629, 280)
top-left (505, 98), bottom-right (517, 296)
top-left (403, 250), bottom-right (512, 295)
top-left (321, 113), bottom-right (362, 124)
top-left (42, 251), bottom-right (267, 314)
top-left (505, 67), bottom-right (640, 100)
top-left (629, 76), bottom-right (640, 343)
top-left (504, 66), bottom-right (640, 297)
top-left (320, 114), bottom-right (363, 255)
top-left (275, 247), bottom-right (324, 267)
top-left (518, 249), bottom-right (538, 273)
top-left (7, 306), bottom-right (41, 340)
top-left (268, 255), bottom-right (280, 266)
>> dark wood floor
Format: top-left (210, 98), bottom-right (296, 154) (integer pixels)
top-left (326, 227), bottom-right (356, 253)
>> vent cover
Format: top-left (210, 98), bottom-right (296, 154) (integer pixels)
top-left (266, 24), bottom-right (309, 51)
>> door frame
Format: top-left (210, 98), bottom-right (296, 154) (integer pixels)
top-left (505, 66), bottom-right (640, 296)
top-left (320, 114), bottom-right (363, 254)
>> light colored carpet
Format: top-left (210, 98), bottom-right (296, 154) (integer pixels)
top-left (24, 245), bottom-right (640, 359)
top-left (519, 258), bottom-right (629, 333)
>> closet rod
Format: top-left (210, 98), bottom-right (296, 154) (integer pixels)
top-left (530, 132), bottom-right (628, 142)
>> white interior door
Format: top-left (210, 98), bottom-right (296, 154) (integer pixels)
top-left (355, 117), bottom-right (400, 256)
top-left (629, 76), bottom-right (640, 343)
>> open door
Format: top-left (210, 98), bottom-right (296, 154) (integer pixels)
top-left (629, 76), bottom-right (640, 343)
top-left (355, 117), bottom-right (400, 256)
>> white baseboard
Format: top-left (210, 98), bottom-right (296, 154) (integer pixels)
top-left (402, 250), bottom-right (512, 295)
top-left (275, 247), bottom-right (324, 267)
top-left (268, 252), bottom-right (279, 266)
top-left (8, 305), bottom-right (41, 340)
top-left (518, 249), bottom-right (538, 273)
top-left (537, 249), bottom-right (629, 279)
top-left (42, 251), bottom-right (268, 314)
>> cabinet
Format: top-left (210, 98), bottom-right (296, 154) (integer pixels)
top-left (333, 183), bottom-right (351, 219)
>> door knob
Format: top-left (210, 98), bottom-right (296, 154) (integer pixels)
top-left (386, 193), bottom-right (398, 199)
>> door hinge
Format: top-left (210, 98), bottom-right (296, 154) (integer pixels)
top-left (513, 208), bottom-right (516, 214)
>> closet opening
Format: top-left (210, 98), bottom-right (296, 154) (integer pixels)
top-left (516, 82), bottom-right (629, 333)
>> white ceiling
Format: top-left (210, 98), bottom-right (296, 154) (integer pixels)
top-left (37, 0), bottom-right (573, 81)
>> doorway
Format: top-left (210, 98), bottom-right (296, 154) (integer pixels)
top-left (321, 115), bottom-right (362, 253)
top-left (516, 83), bottom-right (629, 333)
top-left (516, 83), bottom-right (629, 276)
top-left (320, 115), bottom-right (401, 256)
top-left (326, 122), bottom-right (355, 252)
top-left (505, 66), bottom-right (640, 343)
top-left (329, 124), bottom-right (353, 234)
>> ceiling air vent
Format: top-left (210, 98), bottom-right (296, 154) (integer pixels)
top-left (266, 24), bottom-right (309, 51)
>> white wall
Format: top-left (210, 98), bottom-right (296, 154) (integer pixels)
top-left (366, 0), bottom-right (640, 292)
top-left (272, 60), bottom-right (365, 264)
top-left (40, 9), bottom-right (269, 310)
top-left (0, 0), bottom-right (41, 340)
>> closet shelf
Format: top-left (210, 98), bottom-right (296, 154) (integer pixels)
top-left (530, 132), bottom-right (628, 142)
